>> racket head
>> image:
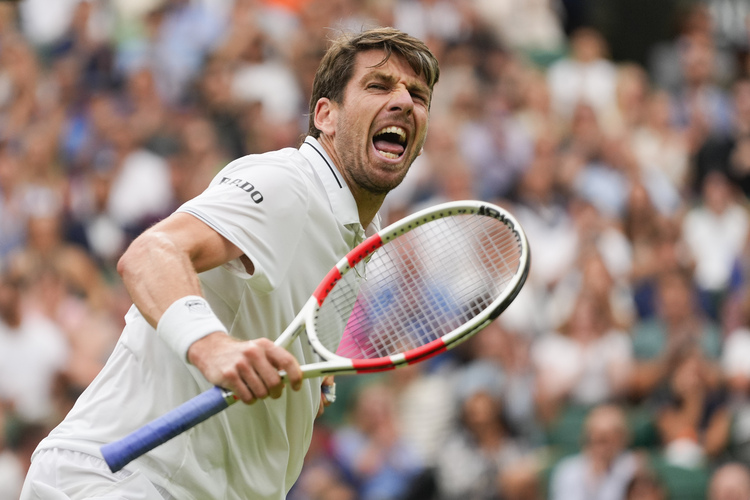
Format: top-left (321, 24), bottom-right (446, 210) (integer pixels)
top-left (302, 200), bottom-right (530, 375)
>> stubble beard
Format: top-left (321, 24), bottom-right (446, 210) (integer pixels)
top-left (354, 155), bottom-right (414, 195)
top-left (337, 134), bottom-right (420, 196)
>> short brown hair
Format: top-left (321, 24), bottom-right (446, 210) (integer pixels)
top-left (307, 27), bottom-right (440, 138)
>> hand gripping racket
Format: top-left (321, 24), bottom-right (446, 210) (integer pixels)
top-left (101, 200), bottom-right (530, 472)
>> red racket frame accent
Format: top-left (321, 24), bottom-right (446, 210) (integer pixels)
top-left (347, 234), bottom-right (383, 267)
top-left (350, 338), bottom-right (448, 373)
top-left (313, 234), bottom-right (383, 306)
top-left (313, 268), bottom-right (342, 306)
top-left (351, 357), bottom-right (396, 373)
top-left (404, 338), bottom-right (447, 364)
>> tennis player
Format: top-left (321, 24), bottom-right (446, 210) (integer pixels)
top-left (21, 27), bottom-right (439, 500)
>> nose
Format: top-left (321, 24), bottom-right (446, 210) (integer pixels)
top-left (388, 85), bottom-right (414, 114)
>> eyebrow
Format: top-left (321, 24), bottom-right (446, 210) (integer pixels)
top-left (362, 70), bottom-right (431, 99)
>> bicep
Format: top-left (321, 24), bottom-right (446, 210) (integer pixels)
top-left (118, 212), bottom-right (250, 326)
top-left (153, 212), bottom-right (247, 273)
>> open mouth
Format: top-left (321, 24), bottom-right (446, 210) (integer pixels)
top-left (373, 126), bottom-right (407, 160)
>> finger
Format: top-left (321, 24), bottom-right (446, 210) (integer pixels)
top-left (267, 347), bottom-right (303, 391)
top-left (237, 364), bottom-right (268, 403)
top-left (222, 370), bottom-right (255, 404)
top-left (253, 359), bottom-right (284, 399)
top-left (321, 382), bottom-right (336, 406)
top-left (321, 375), bottom-right (335, 406)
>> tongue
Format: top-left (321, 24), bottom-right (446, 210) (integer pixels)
top-left (373, 139), bottom-right (404, 155)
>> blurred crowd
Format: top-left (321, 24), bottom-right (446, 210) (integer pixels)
top-left (4, 0), bottom-right (750, 499)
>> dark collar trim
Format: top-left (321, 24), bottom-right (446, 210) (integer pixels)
top-left (303, 139), bottom-right (342, 189)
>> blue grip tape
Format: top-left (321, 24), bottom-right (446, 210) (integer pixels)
top-left (101, 386), bottom-right (231, 472)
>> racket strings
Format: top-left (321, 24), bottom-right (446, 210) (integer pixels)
top-left (315, 214), bottom-right (522, 359)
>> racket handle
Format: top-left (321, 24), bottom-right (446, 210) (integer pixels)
top-left (101, 386), bottom-right (236, 472)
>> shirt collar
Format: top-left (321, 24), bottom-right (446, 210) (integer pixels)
top-left (300, 136), bottom-right (381, 240)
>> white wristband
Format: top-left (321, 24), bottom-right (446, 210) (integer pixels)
top-left (157, 295), bottom-right (228, 362)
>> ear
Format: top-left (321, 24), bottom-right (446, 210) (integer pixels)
top-left (313, 98), bottom-right (337, 137)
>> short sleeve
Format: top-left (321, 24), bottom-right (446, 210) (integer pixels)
top-left (177, 153), bottom-right (310, 293)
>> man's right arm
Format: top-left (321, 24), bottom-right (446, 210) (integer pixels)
top-left (117, 212), bottom-right (303, 402)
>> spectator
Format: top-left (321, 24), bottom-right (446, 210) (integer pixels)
top-left (389, 360), bottom-right (457, 469)
top-left (463, 321), bottom-right (541, 446)
top-left (631, 89), bottom-right (691, 195)
top-left (457, 82), bottom-right (534, 201)
top-left (513, 140), bottom-right (577, 294)
top-left (288, 422), bottom-right (357, 500)
top-left (225, 18), bottom-right (303, 127)
top-left (21, 264), bottom-right (121, 393)
top-left (656, 348), bottom-right (730, 468)
top-left (629, 269), bottom-right (722, 401)
top-left (532, 289), bottom-right (633, 456)
top-left (623, 183), bottom-right (672, 317)
top-left (648, 3), bottom-right (736, 93)
top-left (548, 404), bottom-right (639, 500)
top-left (0, 142), bottom-right (27, 265)
top-left (121, 0), bottom-right (225, 105)
top-left (670, 32), bottom-right (734, 148)
top-left (601, 63), bottom-right (650, 136)
top-left (534, 289), bottom-right (633, 418)
top-left (331, 383), bottom-right (424, 500)
top-left (93, 109), bottom-right (174, 237)
top-left (547, 244), bottom-right (634, 334)
top-left (191, 55), bottom-right (248, 159)
top-left (625, 468), bottom-right (667, 500)
top-left (0, 269), bottom-right (69, 426)
top-left (709, 462), bottom-right (750, 500)
top-left (0, 34), bottom-right (44, 142)
top-left (433, 388), bottom-right (529, 500)
top-left (17, 0), bottom-right (81, 48)
top-left (168, 111), bottom-right (229, 205)
top-left (123, 67), bottom-right (175, 155)
top-left (49, 0), bottom-right (118, 93)
top-left (720, 290), bottom-right (750, 464)
top-left (472, 0), bottom-right (565, 62)
top-left (514, 66), bottom-right (564, 141)
top-left (627, 215), bottom-right (694, 320)
top-left (693, 77), bottom-right (750, 198)
top-left (547, 27), bottom-right (618, 122)
top-left (7, 188), bottom-right (112, 311)
top-left (392, 0), bottom-right (468, 46)
top-left (682, 169), bottom-right (749, 320)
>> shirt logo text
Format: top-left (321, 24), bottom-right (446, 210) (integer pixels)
top-left (219, 177), bottom-right (264, 203)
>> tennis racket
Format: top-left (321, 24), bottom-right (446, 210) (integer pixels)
top-left (101, 199), bottom-right (530, 472)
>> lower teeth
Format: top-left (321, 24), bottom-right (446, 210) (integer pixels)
top-left (378, 150), bottom-right (399, 159)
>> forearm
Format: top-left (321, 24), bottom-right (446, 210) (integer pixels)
top-left (118, 229), bottom-right (206, 327)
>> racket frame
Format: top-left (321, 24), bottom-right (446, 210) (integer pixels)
top-left (298, 199), bottom-right (530, 377)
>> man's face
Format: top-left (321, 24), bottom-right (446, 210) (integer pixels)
top-left (327, 49), bottom-right (431, 195)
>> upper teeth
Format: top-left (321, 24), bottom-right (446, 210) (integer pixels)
top-left (375, 126), bottom-right (406, 144)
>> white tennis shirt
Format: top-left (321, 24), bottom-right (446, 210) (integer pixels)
top-left (34, 137), bottom-right (379, 499)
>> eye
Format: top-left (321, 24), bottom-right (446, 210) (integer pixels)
top-left (368, 83), bottom-right (388, 91)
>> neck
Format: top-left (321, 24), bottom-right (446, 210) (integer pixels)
top-left (349, 186), bottom-right (384, 229)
